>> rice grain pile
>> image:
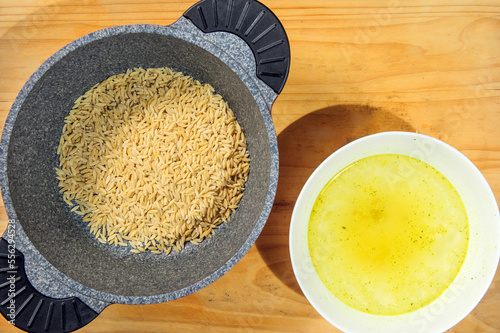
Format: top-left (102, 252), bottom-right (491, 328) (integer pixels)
top-left (56, 67), bottom-right (250, 255)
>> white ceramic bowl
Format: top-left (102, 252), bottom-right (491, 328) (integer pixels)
top-left (289, 131), bottom-right (500, 333)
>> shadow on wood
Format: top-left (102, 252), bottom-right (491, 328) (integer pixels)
top-left (255, 104), bottom-right (415, 294)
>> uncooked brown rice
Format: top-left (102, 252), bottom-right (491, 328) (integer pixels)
top-left (56, 67), bottom-right (249, 255)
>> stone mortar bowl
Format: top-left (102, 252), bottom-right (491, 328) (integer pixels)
top-left (0, 0), bottom-right (290, 331)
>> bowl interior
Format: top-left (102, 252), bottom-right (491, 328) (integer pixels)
top-left (290, 131), bottom-right (500, 333)
top-left (6, 31), bottom-right (272, 297)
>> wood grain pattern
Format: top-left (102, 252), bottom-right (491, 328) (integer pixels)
top-left (1, 0), bottom-right (499, 332)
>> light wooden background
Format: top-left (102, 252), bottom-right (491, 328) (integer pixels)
top-left (1, 0), bottom-right (500, 332)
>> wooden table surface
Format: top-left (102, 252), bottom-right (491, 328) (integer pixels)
top-left (1, 0), bottom-right (499, 332)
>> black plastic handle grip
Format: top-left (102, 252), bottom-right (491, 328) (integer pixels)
top-left (184, 0), bottom-right (290, 94)
top-left (0, 238), bottom-right (98, 332)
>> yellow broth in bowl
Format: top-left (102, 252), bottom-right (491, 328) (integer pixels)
top-left (308, 154), bottom-right (469, 315)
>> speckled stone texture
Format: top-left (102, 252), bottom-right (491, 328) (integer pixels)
top-left (0, 17), bottom-right (279, 312)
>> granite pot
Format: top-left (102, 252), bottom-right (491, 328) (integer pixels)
top-left (0, 0), bottom-right (290, 331)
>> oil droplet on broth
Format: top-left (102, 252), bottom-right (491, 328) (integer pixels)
top-left (308, 154), bottom-right (469, 315)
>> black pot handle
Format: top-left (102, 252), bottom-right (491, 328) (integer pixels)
top-left (184, 0), bottom-right (290, 94)
top-left (0, 238), bottom-right (98, 332)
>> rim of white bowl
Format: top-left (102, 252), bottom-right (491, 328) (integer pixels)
top-left (289, 131), bottom-right (500, 333)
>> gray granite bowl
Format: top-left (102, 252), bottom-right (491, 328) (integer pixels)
top-left (0, 0), bottom-right (290, 331)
